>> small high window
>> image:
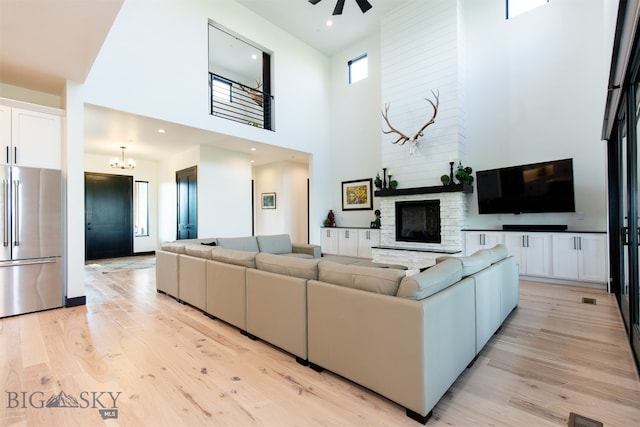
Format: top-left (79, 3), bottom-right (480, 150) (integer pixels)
top-left (506, 0), bottom-right (548, 19)
top-left (348, 54), bottom-right (368, 84)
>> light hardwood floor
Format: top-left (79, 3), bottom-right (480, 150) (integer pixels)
top-left (0, 264), bottom-right (639, 426)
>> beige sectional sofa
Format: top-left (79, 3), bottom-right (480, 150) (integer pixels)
top-left (155, 235), bottom-right (518, 424)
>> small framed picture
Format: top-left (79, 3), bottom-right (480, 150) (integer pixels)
top-left (341, 178), bottom-right (373, 211)
top-left (261, 192), bottom-right (276, 209)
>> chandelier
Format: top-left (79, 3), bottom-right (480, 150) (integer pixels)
top-left (109, 146), bottom-right (136, 169)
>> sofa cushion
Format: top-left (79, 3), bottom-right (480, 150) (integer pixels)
top-left (211, 247), bottom-right (258, 268)
top-left (396, 258), bottom-right (463, 300)
top-left (481, 244), bottom-right (509, 264)
top-left (256, 234), bottom-right (293, 254)
top-left (437, 251), bottom-right (491, 277)
top-left (216, 236), bottom-right (260, 252)
top-left (184, 244), bottom-right (213, 259)
top-left (318, 260), bottom-right (406, 296)
top-left (255, 252), bottom-right (321, 280)
top-left (161, 242), bottom-right (186, 254)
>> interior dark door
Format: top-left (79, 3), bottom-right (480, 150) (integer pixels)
top-left (177, 166), bottom-right (197, 240)
top-left (85, 173), bottom-right (133, 260)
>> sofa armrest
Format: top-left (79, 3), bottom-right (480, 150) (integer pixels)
top-left (292, 243), bottom-right (321, 258)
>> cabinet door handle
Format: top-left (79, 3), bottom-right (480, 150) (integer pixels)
top-left (13, 147), bottom-right (17, 164)
top-left (622, 227), bottom-right (630, 246)
top-left (4, 146), bottom-right (8, 164)
top-left (345, 230), bottom-right (349, 239)
top-left (578, 236), bottom-right (582, 251)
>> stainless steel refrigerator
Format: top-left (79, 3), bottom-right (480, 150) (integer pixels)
top-left (0, 166), bottom-right (63, 318)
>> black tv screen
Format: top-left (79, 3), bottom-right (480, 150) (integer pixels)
top-left (476, 158), bottom-right (575, 214)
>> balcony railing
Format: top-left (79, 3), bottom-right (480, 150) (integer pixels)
top-left (209, 73), bottom-right (273, 130)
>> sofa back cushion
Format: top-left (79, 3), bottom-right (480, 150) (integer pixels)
top-left (396, 258), bottom-right (463, 300)
top-left (318, 260), bottom-right (406, 296)
top-left (255, 252), bottom-right (321, 280)
top-left (216, 236), bottom-right (259, 252)
top-left (436, 251), bottom-right (491, 277)
top-left (161, 242), bottom-right (186, 254)
top-left (184, 244), bottom-right (213, 259)
top-left (256, 234), bottom-right (293, 254)
top-left (481, 243), bottom-right (509, 264)
top-left (211, 247), bottom-right (258, 268)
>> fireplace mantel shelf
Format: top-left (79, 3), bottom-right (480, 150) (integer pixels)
top-left (374, 183), bottom-right (473, 197)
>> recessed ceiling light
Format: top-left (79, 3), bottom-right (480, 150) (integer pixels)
top-left (326, 19), bottom-right (333, 27)
top-left (251, 53), bottom-right (257, 60)
top-left (251, 147), bottom-right (257, 151)
top-left (158, 128), bottom-right (166, 133)
top-left (251, 160), bottom-right (255, 163)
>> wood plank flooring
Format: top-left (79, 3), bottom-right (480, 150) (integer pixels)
top-left (0, 264), bottom-right (638, 426)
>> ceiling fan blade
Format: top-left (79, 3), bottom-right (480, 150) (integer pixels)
top-left (332, 0), bottom-right (345, 15)
top-left (354, 0), bottom-right (372, 13)
top-left (308, 0), bottom-right (321, 4)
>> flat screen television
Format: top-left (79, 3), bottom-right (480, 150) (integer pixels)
top-left (476, 158), bottom-right (575, 214)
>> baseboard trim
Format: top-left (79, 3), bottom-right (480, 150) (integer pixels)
top-left (65, 296), bottom-right (86, 307)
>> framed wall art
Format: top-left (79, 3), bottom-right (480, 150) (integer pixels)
top-left (341, 178), bottom-right (373, 211)
top-left (261, 192), bottom-right (276, 209)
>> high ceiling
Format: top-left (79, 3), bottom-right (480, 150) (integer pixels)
top-left (235, 0), bottom-right (408, 56)
top-left (0, 0), bottom-right (405, 165)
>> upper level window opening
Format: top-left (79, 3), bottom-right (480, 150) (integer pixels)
top-left (349, 54), bottom-right (368, 84)
top-left (212, 76), bottom-right (232, 103)
top-left (506, 0), bottom-right (548, 19)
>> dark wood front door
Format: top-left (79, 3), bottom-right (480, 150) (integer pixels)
top-left (176, 166), bottom-right (197, 240)
top-left (85, 172), bottom-right (133, 260)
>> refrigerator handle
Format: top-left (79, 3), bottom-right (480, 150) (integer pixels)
top-left (13, 180), bottom-right (19, 246)
top-left (2, 179), bottom-right (7, 247)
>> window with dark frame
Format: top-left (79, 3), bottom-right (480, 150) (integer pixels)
top-left (348, 54), bottom-right (368, 84)
top-left (506, 0), bottom-right (549, 19)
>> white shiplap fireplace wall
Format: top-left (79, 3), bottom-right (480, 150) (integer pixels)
top-left (374, 0), bottom-right (468, 267)
top-left (380, 0), bottom-right (466, 187)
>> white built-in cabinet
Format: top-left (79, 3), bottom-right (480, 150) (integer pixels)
top-left (464, 231), bottom-right (504, 255)
top-left (463, 230), bottom-right (607, 285)
top-left (357, 229), bottom-right (380, 258)
top-left (320, 227), bottom-right (380, 258)
top-left (503, 232), bottom-right (552, 277)
top-left (0, 101), bottom-right (62, 170)
top-left (320, 228), bottom-right (339, 255)
top-left (552, 234), bottom-right (608, 283)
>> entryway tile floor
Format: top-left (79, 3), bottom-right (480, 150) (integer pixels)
top-left (85, 254), bottom-right (156, 273)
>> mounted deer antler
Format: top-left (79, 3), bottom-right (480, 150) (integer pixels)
top-left (382, 89), bottom-right (439, 155)
top-left (240, 79), bottom-right (264, 107)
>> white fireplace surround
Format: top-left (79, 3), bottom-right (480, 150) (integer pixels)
top-left (379, 192), bottom-right (469, 252)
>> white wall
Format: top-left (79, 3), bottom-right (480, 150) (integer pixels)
top-left (327, 33), bottom-right (383, 228)
top-left (156, 144), bottom-right (253, 244)
top-left (84, 0), bottom-right (332, 243)
top-left (462, 0), bottom-right (610, 231)
top-left (253, 161), bottom-right (309, 243)
top-left (84, 153), bottom-right (159, 253)
top-left (329, 0), bottom-right (612, 233)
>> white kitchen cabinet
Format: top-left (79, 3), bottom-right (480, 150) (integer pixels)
top-left (0, 101), bottom-right (62, 169)
top-left (552, 233), bottom-right (607, 283)
top-left (504, 232), bottom-right (552, 277)
top-left (357, 229), bottom-right (380, 258)
top-left (464, 231), bottom-right (504, 255)
top-left (321, 228), bottom-right (339, 255)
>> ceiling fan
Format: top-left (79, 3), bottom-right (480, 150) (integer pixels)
top-left (308, 0), bottom-right (373, 16)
